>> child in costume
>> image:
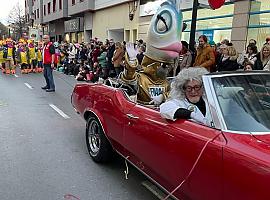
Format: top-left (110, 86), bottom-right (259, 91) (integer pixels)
top-left (54, 42), bottom-right (60, 70)
top-left (37, 42), bottom-right (43, 72)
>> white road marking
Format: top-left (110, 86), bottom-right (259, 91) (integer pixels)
top-left (14, 74), bottom-right (19, 78)
top-left (49, 104), bottom-right (70, 119)
top-left (24, 83), bottom-right (33, 89)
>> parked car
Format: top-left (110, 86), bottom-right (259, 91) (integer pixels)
top-left (71, 71), bottom-right (270, 200)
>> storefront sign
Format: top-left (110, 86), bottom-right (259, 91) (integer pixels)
top-left (29, 28), bottom-right (40, 42)
top-left (203, 30), bottom-right (214, 42)
top-left (65, 18), bottom-right (83, 32)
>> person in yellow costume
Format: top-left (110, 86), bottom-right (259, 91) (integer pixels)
top-left (27, 39), bottom-right (38, 73)
top-left (17, 40), bottom-right (30, 74)
top-left (120, 0), bottom-right (183, 105)
top-left (0, 40), bottom-right (5, 71)
top-left (37, 42), bottom-right (43, 72)
top-left (4, 38), bottom-right (16, 74)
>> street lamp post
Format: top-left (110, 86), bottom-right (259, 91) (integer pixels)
top-left (8, 27), bottom-right (11, 38)
top-left (189, 0), bottom-right (199, 53)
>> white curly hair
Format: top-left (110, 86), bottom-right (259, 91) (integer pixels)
top-left (169, 67), bottom-right (209, 100)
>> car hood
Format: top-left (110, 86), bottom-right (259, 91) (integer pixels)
top-left (251, 132), bottom-right (270, 145)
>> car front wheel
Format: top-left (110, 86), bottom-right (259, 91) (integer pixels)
top-left (86, 116), bottom-right (112, 162)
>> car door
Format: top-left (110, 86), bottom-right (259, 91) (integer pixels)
top-left (123, 104), bottom-right (225, 200)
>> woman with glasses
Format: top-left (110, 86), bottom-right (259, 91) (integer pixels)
top-left (160, 67), bottom-right (210, 125)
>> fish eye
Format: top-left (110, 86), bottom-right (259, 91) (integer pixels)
top-left (155, 11), bottom-right (172, 34)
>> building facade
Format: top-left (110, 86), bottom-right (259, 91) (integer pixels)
top-left (25, 0), bottom-right (270, 52)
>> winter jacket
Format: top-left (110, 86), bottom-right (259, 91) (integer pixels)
top-left (174, 51), bottom-right (193, 76)
top-left (254, 55), bottom-right (270, 70)
top-left (97, 52), bottom-right (107, 68)
top-left (217, 55), bottom-right (239, 72)
top-left (112, 48), bottom-right (124, 68)
top-left (193, 44), bottom-right (215, 71)
top-left (92, 49), bottom-right (100, 64)
top-left (106, 45), bottom-right (115, 61)
top-left (237, 51), bottom-right (257, 68)
top-left (68, 46), bottom-right (77, 60)
top-left (136, 53), bottom-right (144, 65)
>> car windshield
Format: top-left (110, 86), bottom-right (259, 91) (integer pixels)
top-left (212, 74), bottom-right (270, 132)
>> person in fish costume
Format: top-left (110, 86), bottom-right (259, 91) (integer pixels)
top-left (37, 42), bottom-right (43, 72)
top-left (27, 39), bottom-right (38, 73)
top-left (4, 38), bottom-right (16, 74)
top-left (120, 0), bottom-right (183, 105)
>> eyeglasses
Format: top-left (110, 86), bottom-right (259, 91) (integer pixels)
top-left (183, 85), bottom-right (202, 92)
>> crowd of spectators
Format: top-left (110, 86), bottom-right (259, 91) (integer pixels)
top-left (55, 38), bottom-right (146, 82)
top-left (53, 35), bottom-right (270, 83)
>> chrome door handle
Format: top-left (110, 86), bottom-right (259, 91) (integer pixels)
top-left (126, 114), bottom-right (139, 119)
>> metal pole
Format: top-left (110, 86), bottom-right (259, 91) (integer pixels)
top-left (189, 0), bottom-right (199, 53)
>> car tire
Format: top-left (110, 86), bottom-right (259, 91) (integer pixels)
top-left (86, 116), bottom-right (113, 163)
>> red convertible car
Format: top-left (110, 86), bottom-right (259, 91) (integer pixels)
top-left (71, 71), bottom-right (270, 200)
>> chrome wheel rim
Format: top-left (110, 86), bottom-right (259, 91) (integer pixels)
top-left (88, 120), bottom-right (101, 156)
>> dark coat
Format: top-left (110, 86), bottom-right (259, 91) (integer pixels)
top-left (107, 44), bottom-right (115, 60)
top-left (253, 53), bottom-right (270, 70)
top-left (217, 55), bottom-right (239, 72)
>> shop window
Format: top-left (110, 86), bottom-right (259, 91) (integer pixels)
top-left (250, 0), bottom-right (270, 12)
top-left (48, 2), bottom-right (51, 14)
top-left (59, 0), bottom-right (62, 10)
top-left (53, 0), bottom-right (56, 12)
top-left (133, 29), bottom-right (137, 42)
top-left (247, 27), bottom-right (270, 50)
top-left (182, 4), bottom-right (234, 43)
top-left (44, 5), bottom-right (46, 16)
top-left (248, 1), bottom-right (270, 50)
top-left (125, 30), bottom-right (130, 42)
top-left (249, 12), bottom-right (270, 27)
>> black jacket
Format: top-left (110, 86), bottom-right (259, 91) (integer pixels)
top-left (106, 44), bottom-right (115, 60)
top-left (217, 56), bottom-right (239, 72)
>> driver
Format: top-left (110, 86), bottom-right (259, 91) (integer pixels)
top-left (160, 67), bottom-right (211, 125)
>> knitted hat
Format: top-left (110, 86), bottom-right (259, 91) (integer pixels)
top-left (209, 41), bottom-right (216, 46)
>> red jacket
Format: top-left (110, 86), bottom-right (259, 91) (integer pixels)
top-left (43, 42), bottom-right (55, 64)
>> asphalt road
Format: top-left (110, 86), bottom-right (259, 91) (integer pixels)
top-left (0, 70), bottom-right (157, 200)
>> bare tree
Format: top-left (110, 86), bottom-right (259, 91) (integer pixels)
top-left (7, 3), bottom-right (26, 40)
top-left (0, 23), bottom-right (8, 39)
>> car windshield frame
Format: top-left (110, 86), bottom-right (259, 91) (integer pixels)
top-left (204, 71), bottom-right (270, 134)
